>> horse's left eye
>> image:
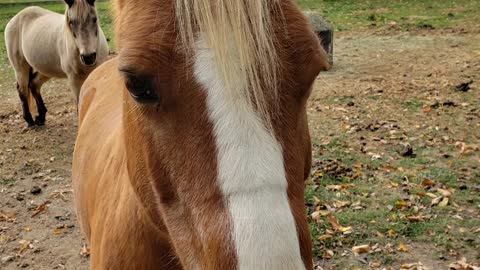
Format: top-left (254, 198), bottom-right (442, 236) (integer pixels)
top-left (93, 17), bottom-right (97, 24)
top-left (123, 74), bottom-right (159, 104)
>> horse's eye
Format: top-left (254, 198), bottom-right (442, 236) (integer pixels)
top-left (123, 74), bottom-right (159, 104)
top-left (93, 17), bottom-right (97, 24)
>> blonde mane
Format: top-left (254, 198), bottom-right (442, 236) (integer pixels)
top-left (176, 0), bottom-right (280, 124)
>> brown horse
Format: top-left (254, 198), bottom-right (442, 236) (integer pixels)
top-left (72, 0), bottom-right (328, 269)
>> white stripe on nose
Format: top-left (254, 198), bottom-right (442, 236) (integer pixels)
top-left (194, 37), bottom-right (306, 270)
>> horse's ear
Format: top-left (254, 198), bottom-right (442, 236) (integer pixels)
top-left (64, 0), bottom-right (74, 7)
top-left (86, 0), bottom-right (95, 6)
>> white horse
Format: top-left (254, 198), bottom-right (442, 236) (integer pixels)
top-left (5, 0), bottom-right (108, 126)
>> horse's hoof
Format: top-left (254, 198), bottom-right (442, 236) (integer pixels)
top-left (34, 117), bottom-right (45, 126)
top-left (24, 117), bottom-right (35, 127)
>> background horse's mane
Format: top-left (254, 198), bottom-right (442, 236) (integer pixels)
top-left (176, 0), bottom-right (280, 124)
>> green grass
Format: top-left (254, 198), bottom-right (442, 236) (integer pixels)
top-left (0, 176), bottom-right (15, 185)
top-left (307, 133), bottom-right (480, 266)
top-left (296, 0), bottom-right (480, 31)
top-left (403, 98), bottom-right (424, 111)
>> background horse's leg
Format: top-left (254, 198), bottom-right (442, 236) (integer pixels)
top-left (68, 77), bottom-right (85, 105)
top-left (6, 43), bottom-right (35, 126)
top-left (15, 68), bottom-right (35, 127)
top-left (29, 72), bottom-right (50, 126)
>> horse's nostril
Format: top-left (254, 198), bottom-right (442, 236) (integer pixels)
top-left (81, 53), bottom-right (97, 66)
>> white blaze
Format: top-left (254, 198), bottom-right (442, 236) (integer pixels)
top-left (194, 38), bottom-right (306, 270)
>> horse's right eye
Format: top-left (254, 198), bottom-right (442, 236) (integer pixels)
top-left (123, 73), bottom-right (159, 104)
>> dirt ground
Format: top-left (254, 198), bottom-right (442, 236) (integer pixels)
top-left (1, 29), bottom-right (479, 269)
top-left (308, 29), bottom-right (480, 269)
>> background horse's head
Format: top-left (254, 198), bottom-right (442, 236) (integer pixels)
top-left (111, 0), bottom-right (328, 269)
top-left (64, 0), bottom-right (100, 66)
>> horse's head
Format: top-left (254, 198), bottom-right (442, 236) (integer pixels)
top-left (64, 0), bottom-right (100, 66)
top-left (112, 0), bottom-right (328, 269)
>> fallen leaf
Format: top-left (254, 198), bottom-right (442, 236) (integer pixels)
top-left (352, 244), bottom-right (371, 256)
top-left (53, 228), bottom-right (65, 235)
top-left (406, 215), bottom-right (428, 222)
top-left (398, 243), bottom-right (409, 252)
top-left (400, 262), bottom-right (427, 270)
top-left (448, 257), bottom-right (480, 270)
top-left (24, 226), bottom-right (32, 232)
top-left (31, 201), bottom-right (51, 218)
top-left (326, 183), bottom-right (355, 191)
top-left (326, 185), bottom-right (342, 191)
top-left (18, 240), bottom-right (31, 254)
top-left (422, 106), bottom-right (432, 113)
top-left (318, 235), bottom-right (333, 241)
top-left (421, 179), bottom-right (436, 187)
top-left (0, 211), bottom-right (17, 222)
top-left (353, 163), bottom-right (362, 169)
top-left (395, 200), bottom-right (411, 210)
top-left (431, 196), bottom-right (444, 207)
top-left (370, 262), bottom-right (382, 268)
top-left (351, 201), bottom-right (365, 210)
top-left (322, 250), bottom-right (334, 259)
top-left (327, 214), bottom-right (352, 234)
top-left (325, 229), bottom-right (336, 236)
top-left (311, 211), bottom-right (323, 222)
top-left (333, 199), bottom-right (350, 209)
top-left (383, 165), bottom-right (397, 171)
top-left (438, 188), bottom-right (452, 197)
top-left (416, 191), bottom-right (427, 197)
top-left (438, 197), bottom-right (449, 207)
top-left (390, 182), bottom-right (400, 188)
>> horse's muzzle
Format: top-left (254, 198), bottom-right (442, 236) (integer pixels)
top-left (81, 53), bottom-right (97, 66)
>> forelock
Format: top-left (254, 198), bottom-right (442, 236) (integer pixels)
top-left (68, 0), bottom-right (95, 21)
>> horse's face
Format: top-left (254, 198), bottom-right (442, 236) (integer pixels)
top-left (65, 0), bottom-right (100, 66)
top-left (113, 0), bottom-right (327, 268)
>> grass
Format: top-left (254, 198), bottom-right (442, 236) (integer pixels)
top-left (297, 0), bottom-right (480, 31)
top-left (307, 136), bottom-right (480, 267)
top-left (0, 176), bottom-right (15, 185)
top-left (403, 98), bottom-right (424, 111)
